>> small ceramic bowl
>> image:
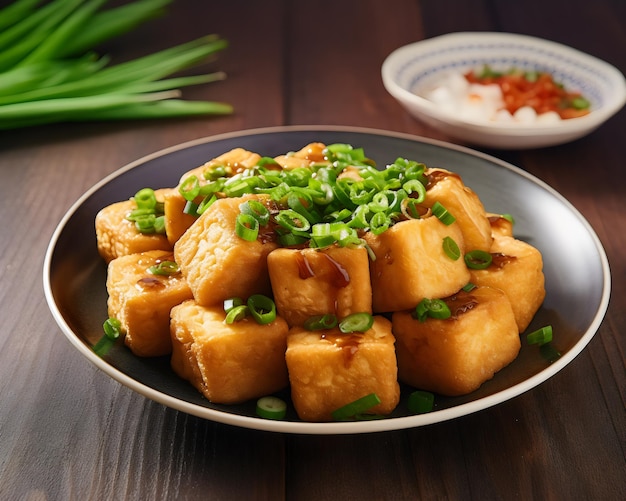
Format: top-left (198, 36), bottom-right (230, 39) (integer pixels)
top-left (381, 32), bottom-right (626, 149)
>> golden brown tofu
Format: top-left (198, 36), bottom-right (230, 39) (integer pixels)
top-left (364, 217), bottom-right (471, 313)
top-left (273, 142), bottom-right (328, 169)
top-left (486, 213), bottom-right (514, 239)
top-left (286, 316), bottom-right (400, 422)
top-left (95, 188), bottom-right (173, 263)
top-left (424, 168), bottom-right (493, 252)
top-left (162, 189), bottom-right (199, 245)
top-left (174, 194), bottom-right (279, 306)
top-left (469, 235), bottom-right (545, 332)
top-left (267, 245), bottom-right (372, 327)
top-left (170, 300), bottom-right (289, 404)
top-left (106, 250), bottom-right (193, 357)
top-left (392, 286), bottom-right (520, 396)
top-left (178, 147), bottom-right (263, 185)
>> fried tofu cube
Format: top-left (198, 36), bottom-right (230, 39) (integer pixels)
top-left (424, 168), bottom-right (493, 252)
top-left (286, 316), bottom-right (400, 421)
top-left (106, 250), bottom-right (193, 357)
top-left (469, 236), bottom-right (545, 332)
top-left (178, 147), bottom-right (263, 184)
top-left (174, 194), bottom-right (278, 306)
top-left (267, 245), bottom-right (372, 327)
top-left (95, 188), bottom-right (174, 263)
top-left (170, 300), bottom-right (289, 404)
top-left (163, 189), bottom-right (199, 245)
top-left (392, 286), bottom-right (520, 396)
top-left (273, 142), bottom-right (328, 169)
top-left (486, 213), bottom-right (514, 238)
top-left (364, 217), bottom-right (471, 313)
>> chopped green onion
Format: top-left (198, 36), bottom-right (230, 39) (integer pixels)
top-left (240, 199), bottom-right (270, 226)
top-left (462, 282), bottom-right (476, 292)
top-left (407, 390), bottom-right (435, 414)
top-left (247, 294), bottom-right (277, 325)
top-left (442, 236), bottom-right (460, 260)
top-left (235, 213), bottom-right (259, 241)
top-left (414, 298), bottom-right (451, 322)
top-left (332, 393), bottom-right (381, 421)
top-left (571, 96), bottom-right (590, 110)
top-left (338, 312), bottom-right (374, 333)
top-left (103, 317), bottom-right (122, 340)
top-left (431, 201), bottom-right (456, 225)
top-left (256, 396), bottom-right (287, 420)
top-left (275, 209), bottom-right (311, 234)
top-left (464, 250), bottom-right (493, 270)
top-left (540, 343), bottom-right (561, 363)
top-left (303, 314), bottom-right (338, 331)
top-left (502, 213), bottom-right (515, 225)
top-left (223, 297), bottom-right (244, 312)
top-left (224, 304), bottom-right (248, 324)
top-left (526, 325), bottom-right (553, 345)
top-left (134, 187), bottom-right (157, 210)
top-left (148, 260), bottom-right (179, 276)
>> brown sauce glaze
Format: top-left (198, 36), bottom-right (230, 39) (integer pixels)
top-left (444, 290), bottom-right (479, 318)
top-left (490, 252), bottom-right (517, 269)
top-left (136, 276), bottom-right (166, 290)
top-left (320, 332), bottom-right (361, 367)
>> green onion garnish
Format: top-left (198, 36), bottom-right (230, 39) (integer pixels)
top-left (256, 396), bottom-right (287, 420)
top-left (303, 313), bottom-right (338, 331)
top-left (338, 312), bottom-right (374, 333)
top-left (224, 304), bottom-right (248, 324)
top-left (239, 199), bottom-right (270, 226)
top-left (442, 236), bottom-right (461, 260)
top-left (540, 343), bottom-right (561, 363)
top-left (148, 260), bottom-right (179, 276)
top-left (413, 298), bottom-right (451, 322)
top-left (103, 317), bottom-right (122, 340)
top-left (526, 325), bottom-right (553, 345)
top-left (246, 294), bottom-right (277, 325)
top-left (235, 213), bottom-right (259, 241)
top-left (464, 250), bottom-right (493, 270)
top-left (462, 282), bottom-right (476, 292)
top-left (407, 390), bottom-right (435, 414)
top-left (432, 201), bottom-right (456, 225)
top-left (332, 393), bottom-right (381, 421)
top-left (223, 297), bottom-right (244, 312)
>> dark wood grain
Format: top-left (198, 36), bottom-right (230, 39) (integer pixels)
top-left (1, 1), bottom-right (624, 500)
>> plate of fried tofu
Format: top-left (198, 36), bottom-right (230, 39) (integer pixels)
top-left (43, 126), bottom-right (610, 434)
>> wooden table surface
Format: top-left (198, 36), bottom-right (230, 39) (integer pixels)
top-left (1, 1), bottom-right (624, 499)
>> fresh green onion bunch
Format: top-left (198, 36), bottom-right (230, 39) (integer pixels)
top-left (0, 0), bottom-right (232, 129)
top-left (178, 143), bottom-right (452, 252)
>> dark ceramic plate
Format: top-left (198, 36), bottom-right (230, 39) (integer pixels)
top-left (43, 126), bottom-right (610, 434)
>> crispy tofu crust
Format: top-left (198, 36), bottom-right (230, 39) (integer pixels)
top-left (364, 217), bottom-right (471, 313)
top-left (286, 316), bottom-right (400, 421)
top-left (95, 188), bottom-right (174, 263)
top-left (424, 168), bottom-right (493, 252)
top-left (392, 286), bottom-right (520, 396)
top-left (469, 235), bottom-right (546, 332)
top-left (106, 249), bottom-right (193, 357)
top-left (174, 194), bottom-right (278, 306)
top-left (267, 245), bottom-right (372, 327)
top-left (170, 300), bottom-right (289, 404)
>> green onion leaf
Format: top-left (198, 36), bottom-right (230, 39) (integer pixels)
top-left (332, 393), bottom-right (381, 421)
top-left (247, 294), bottom-right (277, 325)
top-left (338, 312), bottom-right (374, 333)
top-left (464, 250), bottom-right (493, 270)
top-left (103, 317), bottom-right (122, 340)
top-left (235, 213), bottom-right (259, 241)
top-left (303, 313), bottom-right (338, 331)
top-left (224, 304), bottom-right (248, 324)
top-left (148, 260), bottom-right (179, 276)
top-left (223, 297), bottom-right (244, 312)
top-left (256, 396), bottom-right (287, 420)
top-left (442, 236), bottom-right (461, 260)
top-left (413, 298), bottom-right (451, 322)
top-left (527, 325), bottom-right (553, 345)
top-left (432, 201), bottom-right (456, 225)
top-left (407, 390), bottom-right (435, 414)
